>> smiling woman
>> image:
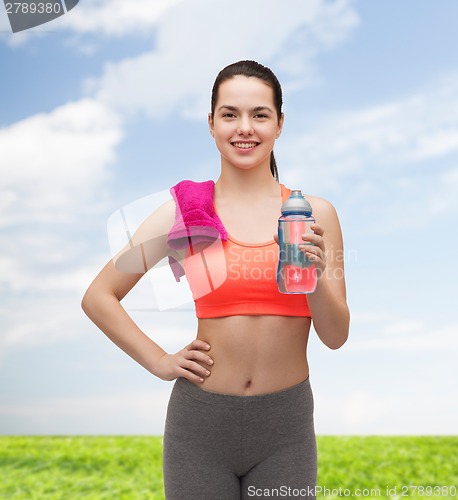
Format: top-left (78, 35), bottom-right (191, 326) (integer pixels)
top-left (81, 60), bottom-right (349, 500)
top-left (209, 60), bottom-right (284, 183)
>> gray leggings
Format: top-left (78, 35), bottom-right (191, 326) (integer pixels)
top-left (162, 376), bottom-right (317, 500)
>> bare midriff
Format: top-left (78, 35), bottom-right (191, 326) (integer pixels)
top-left (194, 315), bottom-right (311, 396)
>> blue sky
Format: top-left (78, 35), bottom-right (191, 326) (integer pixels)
top-left (1, 0), bottom-right (457, 436)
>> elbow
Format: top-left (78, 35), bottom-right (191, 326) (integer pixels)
top-left (316, 328), bottom-right (349, 350)
top-left (319, 309), bottom-right (350, 350)
top-left (81, 286), bottom-right (96, 318)
top-left (81, 290), bottom-right (90, 316)
top-left (326, 332), bottom-right (349, 350)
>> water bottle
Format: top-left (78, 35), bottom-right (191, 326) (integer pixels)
top-left (277, 189), bottom-right (317, 294)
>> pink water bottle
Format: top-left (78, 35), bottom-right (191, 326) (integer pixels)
top-left (277, 190), bottom-right (317, 294)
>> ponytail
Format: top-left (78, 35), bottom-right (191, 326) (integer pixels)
top-left (270, 152), bottom-right (279, 182)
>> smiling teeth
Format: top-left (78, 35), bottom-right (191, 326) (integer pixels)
top-left (233, 142), bottom-right (258, 149)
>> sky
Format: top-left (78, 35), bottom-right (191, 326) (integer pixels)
top-left (1, 0), bottom-right (457, 437)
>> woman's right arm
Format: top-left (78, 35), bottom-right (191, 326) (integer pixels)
top-left (81, 199), bottom-right (213, 383)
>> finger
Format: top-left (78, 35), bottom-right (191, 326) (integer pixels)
top-left (304, 249), bottom-right (326, 267)
top-left (177, 367), bottom-right (206, 384)
top-left (186, 348), bottom-right (214, 366)
top-left (301, 238), bottom-right (325, 255)
top-left (300, 244), bottom-right (325, 261)
top-left (305, 249), bottom-right (325, 262)
top-left (182, 359), bottom-right (211, 378)
top-left (186, 341), bottom-right (213, 365)
top-left (301, 233), bottom-right (322, 246)
top-left (189, 339), bottom-right (211, 351)
top-left (305, 242), bottom-right (325, 257)
top-left (310, 223), bottom-right (324, 236)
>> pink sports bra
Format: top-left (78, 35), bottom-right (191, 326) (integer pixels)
top-left (182, 184), bottom-right (311, 319)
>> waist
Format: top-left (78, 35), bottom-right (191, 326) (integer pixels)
top-left (195, 315), bottom-right (311, 395)
top-left (175, 374), bottom-right (312, 406)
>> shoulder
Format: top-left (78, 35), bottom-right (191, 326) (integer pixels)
top-left (113, 197), bottom-right (178, 273)
top-left (154, 197), bottom-right (176, 227)
top-left (303, 193), bottom-right (343, 242)
top-left (129, 197), bottom-right (176, 248)
top-left (304, 194), bottom-right (339, 220)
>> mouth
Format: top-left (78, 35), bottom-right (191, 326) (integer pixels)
top-left (231, 142), bottom-right (260, 150)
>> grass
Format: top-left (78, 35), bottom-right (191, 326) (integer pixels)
top-left (0, 436), bottom-right (163, 499)
top-left (316, 436), bottom-right (458, 498)
top-left (0, 436), bottom-right (456, 499)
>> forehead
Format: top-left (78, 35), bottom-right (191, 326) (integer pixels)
top-left (216, 75), bottom-right (275, 107)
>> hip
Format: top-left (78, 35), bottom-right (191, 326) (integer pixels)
top-left (164, 374), bottom-right (316, 480)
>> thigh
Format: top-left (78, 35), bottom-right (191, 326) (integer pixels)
top-left (162, 379), bottom-right (242, 500)
top-left (240, 439), bottom-right (317, 500)
top-left (163, 438), bottom-right (240, 500)
top-left (240, 378), bottom-right (317, 500)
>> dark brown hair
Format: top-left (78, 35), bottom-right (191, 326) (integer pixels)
top-left (210, 60), bottom-right (283, 182)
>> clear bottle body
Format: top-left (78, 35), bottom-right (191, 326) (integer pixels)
top-left (277, 213), bottom-right (317, 294)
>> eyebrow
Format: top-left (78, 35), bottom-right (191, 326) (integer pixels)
top-left (217, 105), bottom-right (274, 113)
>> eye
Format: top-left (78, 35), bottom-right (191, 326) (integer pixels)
top-left (254, 114), bottom-right (268, 119)
top-left (222, 113), bottom-right (236, 118)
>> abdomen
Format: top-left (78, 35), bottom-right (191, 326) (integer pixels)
top-left (195, 315), bottom-right (311, 395)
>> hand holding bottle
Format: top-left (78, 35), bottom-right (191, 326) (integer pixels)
top-left (298, 222), bottom-right (327, 279)
top-left (276, 190), bottom-right (326, 294)
top-left (273, 222), bottom-right (326, 276)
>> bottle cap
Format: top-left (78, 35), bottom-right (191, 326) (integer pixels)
top-left (281, 189), bottom-right (312, 215)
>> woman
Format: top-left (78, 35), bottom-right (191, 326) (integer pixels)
top-left (82, 60), bottom-right (349, 500)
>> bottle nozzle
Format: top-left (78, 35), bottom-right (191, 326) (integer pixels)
top-left (281, 189), bottom-right (312, 215)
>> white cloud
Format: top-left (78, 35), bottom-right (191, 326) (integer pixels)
top-left (316, 389), bottom-right (392, 434)
top-left (1, 0), bottom-right (185, 47)
top-left (60, 0), bottom-right (185, 37)
top-left (279, 73), bottom-right (458, 193)
top-left (83, 0), bottom-right (359, 120)
top-left (0, 386), bottom-right (173, 434)
top-left (0, 98), bottom-right (124, 362)
top-left (315, 387), bottom-right (457, 434)
top-left (0, 97), bottom-right (122, 225)
top-left (427, 166), bottom-right (458, 216)
top-left (2, 0), bottom-right (359, 57)
top-left (344, 313), bottom-right (458, 352)
top-left (0, 277), bottom-right (196, 361)
top-left (381, 320), bottom-right (425, 336)
top-left (0, 294), bottom-right (85, 358)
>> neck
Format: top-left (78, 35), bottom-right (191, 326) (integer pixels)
top-left (215, 159), bottom-right (280, 201)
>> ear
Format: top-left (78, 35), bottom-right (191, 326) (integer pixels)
top-left (208, 113), bottom-right (215, 138)
top-left (276, 113), bottom-right (284, 138)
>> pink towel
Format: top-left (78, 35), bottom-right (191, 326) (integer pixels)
top-left (167, 179), bottom-right (227, 281)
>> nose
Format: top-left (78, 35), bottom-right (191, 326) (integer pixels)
top-left (237, 117), bottom-right (254, 136)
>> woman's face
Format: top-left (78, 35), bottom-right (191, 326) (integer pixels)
top-left (209, 75), bottom-right (284, 172)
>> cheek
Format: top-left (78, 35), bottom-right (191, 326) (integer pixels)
top-left (213, 123), bottom-right (233, 139)
top-left (260, 125), bottom-right (280, 140)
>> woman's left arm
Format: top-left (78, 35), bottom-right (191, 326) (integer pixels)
top-left (301, 197), bottom-right (350, 349)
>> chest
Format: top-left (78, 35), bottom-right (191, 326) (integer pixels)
top-left (214, 201), bottom-right (282, 244)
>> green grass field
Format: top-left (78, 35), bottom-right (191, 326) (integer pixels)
top-left (0, 436), bottom-right (456, 499)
